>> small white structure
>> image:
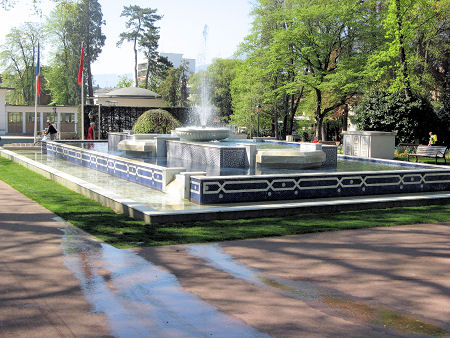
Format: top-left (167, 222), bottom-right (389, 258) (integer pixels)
top-left (118, 134), bottom-right (157, 154)
top-left (256, 143), bottom-right (326, 169)
top-left (343, 131), bottom-right (397, 159)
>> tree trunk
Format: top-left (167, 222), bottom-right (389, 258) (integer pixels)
top-left (133, 37), bottom-right (138, 87)
top-left (314, 88), bottom-right (323, 139)
top-left (395, 0), bottom-right (412, 99)
top-left (145, 59), bottom-right (151, 89)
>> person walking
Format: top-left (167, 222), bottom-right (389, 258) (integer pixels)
top-left (87, 122), bottom-right (95, 140)
top-left (45, 121), bottom-right (58, 140)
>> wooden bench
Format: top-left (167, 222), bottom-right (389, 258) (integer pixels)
top-left (407, 145), bottom-right (447, 164)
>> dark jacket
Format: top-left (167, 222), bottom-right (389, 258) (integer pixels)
top-left (46, 124), bottom-right (57, 135)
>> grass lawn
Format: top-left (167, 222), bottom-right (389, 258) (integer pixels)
top-left (1, 156), bottom-right (449, 248)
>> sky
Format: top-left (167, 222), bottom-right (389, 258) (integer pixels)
top-left (0, 0), bottom-right (253, 79)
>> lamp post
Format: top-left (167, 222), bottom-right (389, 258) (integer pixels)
top-left (256, 104), bottom-right (261, 137)
top-left (278, 120), bottom-right (283, 140)
top-left (97, 103), bottom-right (102, 140)
top-left (52, 103), bottom-right (57, 133)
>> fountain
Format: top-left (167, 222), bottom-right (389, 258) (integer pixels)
top-left (28, 25), bottom-right (449, 213)
top-left (174, 24), bottom-right (231, 143)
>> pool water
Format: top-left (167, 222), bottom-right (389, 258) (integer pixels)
top-left (68, 141), bottom-right (415, 176)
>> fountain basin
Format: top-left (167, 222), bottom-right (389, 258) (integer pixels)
top-left (175, 127), bottom-right (230, 142)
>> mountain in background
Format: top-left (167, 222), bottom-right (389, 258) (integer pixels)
top-left (93, 73), bottom-right (133, 89)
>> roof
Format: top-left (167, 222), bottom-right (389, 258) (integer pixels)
top-left (100, 87), bottom-right (160, 98)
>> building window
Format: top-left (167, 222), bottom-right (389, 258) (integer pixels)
top-left (8, 112), bottom-right (22, 123)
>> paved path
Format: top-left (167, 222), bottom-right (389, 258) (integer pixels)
top-left (0, 180), bottom-right (111, 337)
top-left (1, 178), bottom-right (449, 337)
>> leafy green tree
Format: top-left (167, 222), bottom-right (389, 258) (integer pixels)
top-left (117, 5), bottom-right (161, 87)
top-left (230, 58), bottom-right (268, 137)
top-left (232, 0), bottom-right (303, 139)
top-left (77, 0), bottom-right (106, 101)
top-left (367, 0), bottom-right (449, 99)
top-left (116, 75), bottom-right (133, 88)
top-left (46, 0), bottom-right (105, 105)
top-left (158, 65), bottom-right (188, 107)
top-left (0, 22), bottom-right (43, 104)
top-left (285, 0), bottom-right (375, 139)
top-left (133, 109), bottom-right (181, 134)
top-left (232, 0), bottom-right (372, 140)
top-left (353, 88), bottom-right (437, 143)
top-left (142, 55), bottom-right (172, 92)
top-left (45, 1), bottom-right (79, 105)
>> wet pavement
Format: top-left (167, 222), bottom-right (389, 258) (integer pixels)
top-left (1, 178), bottom-right (450, 337)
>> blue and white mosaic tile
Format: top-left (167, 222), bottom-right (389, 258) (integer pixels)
top-left (45, 141), bottom-right (164, 191)
top-left (190, 170), bottom-right (450, 204)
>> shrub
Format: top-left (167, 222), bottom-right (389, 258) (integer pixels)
top-left (132, 109), bottom-right (181, 134)
top-left (353, 89), bottom-right (437, 144)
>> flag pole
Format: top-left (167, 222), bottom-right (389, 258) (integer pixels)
top-left (34, 43), bottom-right (40, 144)
top-left (79, 42), bottom-right (85, 140)
top-left (81, 71), bottom-right (84, 140)
top-left (34, 86), bottom-right (38, 143)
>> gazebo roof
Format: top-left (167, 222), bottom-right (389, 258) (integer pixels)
top-left (102, 87), bottom-right (160, 98)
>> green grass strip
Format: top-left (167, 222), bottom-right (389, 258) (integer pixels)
top-left (0, 156), bottom-right (449, 248)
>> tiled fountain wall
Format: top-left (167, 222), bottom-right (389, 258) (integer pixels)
top-left (189, 166), bottom-right (450, 204)
top-left (43, 141), bottom-right (182, 191)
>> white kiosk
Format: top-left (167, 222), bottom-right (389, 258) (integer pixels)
top-left (343, 131), bottom-right (397, 160)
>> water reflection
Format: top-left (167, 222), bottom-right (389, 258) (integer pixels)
top-left (61, 226), bottom-right (270, 338)
top-left (187, 244), bottom-right (449, 337)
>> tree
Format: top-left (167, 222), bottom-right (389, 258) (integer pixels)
top-left (77, 0), bottom-right (106, 101)
top-left (231, 0), bottom-right (372, 140)
top-left (142, 55), bottom-right (172, 92)
top-left (46, 0), bottom-right (105, 105)
top-left (117, 5), bottom-right (161, 87)
top-left (367, 0), bottom-right (450, 99)
top-left (285, 0), bottom-right (374, 139)
top-left (231, 0), bottom-right (304, 139)
top-left (353, 88), bottom-right (437, 143)
top-left (0, 22), bottom-right (43, 104)
top-left (46, 1), bottom-right (80, 105)
top-left (116, 75), bottom-right (133, 88)
top-left (158, 65), bottom-right (189, 107)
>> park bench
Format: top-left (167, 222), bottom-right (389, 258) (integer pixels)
top-left (407, 145), bottom-right (447, 164)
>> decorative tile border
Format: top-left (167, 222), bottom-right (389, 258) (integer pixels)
top-left (190, 169), bottom-right (450, 204)
top-left (44, 141), bottom-right (165, 191)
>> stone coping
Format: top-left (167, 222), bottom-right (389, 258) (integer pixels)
top-left (343, 130), bottom-right (397, 136)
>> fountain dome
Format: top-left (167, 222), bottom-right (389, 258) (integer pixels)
top-left (175, 127), bottom-right (230, 142)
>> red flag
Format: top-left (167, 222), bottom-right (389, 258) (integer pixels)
top-left (35, 44), bottom-right (41, 97)
top-left (77, 43), bottom-right (84, 85)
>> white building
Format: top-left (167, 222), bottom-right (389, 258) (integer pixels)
top-left (0, 87), bottom-right (78, 136)
top-left (160, 53), bottom-right (196, 75)
top-left (138, 53), bottom-right (196, 84)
